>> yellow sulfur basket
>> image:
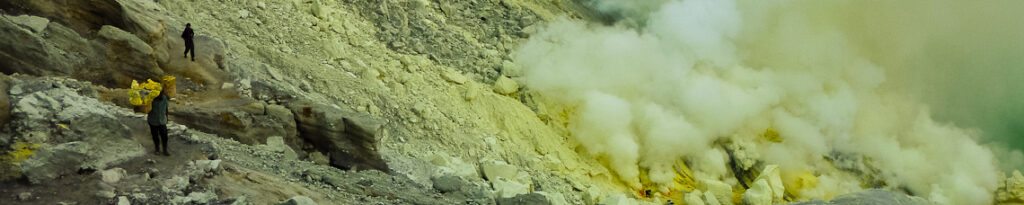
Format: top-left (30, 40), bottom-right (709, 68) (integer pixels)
top-left (127, 78), bottom-right (164, 106)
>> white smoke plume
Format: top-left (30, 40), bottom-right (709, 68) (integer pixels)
top-left (515, 0), bottom-right (1003, 203)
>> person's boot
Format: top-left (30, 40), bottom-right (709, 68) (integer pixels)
top-left (163, 150), bottom-right (171, 156)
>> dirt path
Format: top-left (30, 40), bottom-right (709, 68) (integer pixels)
top-left (0, 117), bottom-right (204, 204)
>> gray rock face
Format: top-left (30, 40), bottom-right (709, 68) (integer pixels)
top-left (0, 0), bottom-right (127, 34)
top-left (98, 25), bottom-right (153, 56)
top-left (169, 98), bottom-right (299, 149)
top-left (357, 0), bottom-right (542, 83)
top-left (116, 0), bottom-right (169, 41)
top-left (94, 25), bottom-right (163, 86)
top-left (287, 100), bottom-right (388, 171)
top-left (260, 136), bottom-right (298, 160)
top-left (0, 15), bottom-right (67, 76)
top-left (0, 13), bottom-right (163, 87)
top-left (0, 2), bottom-right (209, 93)
top-left (9, 77), bottom-right (144, 184)
top-left (0, 0), bottom-right (184, 88)
top-left (7, 15), bottom-right (49, 33)
top-left (432, 175), bottom-right (463, 193)
top-left (19, 141), bottom-right (90, 184)
top-left (786, 189), bottom-right (930, 205)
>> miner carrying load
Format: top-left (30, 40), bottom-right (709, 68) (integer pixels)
top-left (128, 77), bottom-right (175, 156)
top-left (148, 85), bottom-right (170, 156)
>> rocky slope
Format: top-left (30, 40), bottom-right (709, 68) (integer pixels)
top-left (0, 0), bottom-right (618, 204)
top-left (1, 0), bottom-right (1022, 205)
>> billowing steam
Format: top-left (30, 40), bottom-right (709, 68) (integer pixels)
top-left (514, 0), bottom-right (1003, 203)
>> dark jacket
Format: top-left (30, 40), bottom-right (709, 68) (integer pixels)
top-left (182, 28), bottom-right (194, 43)
top-left (148, 94), bottom-right (169, 126)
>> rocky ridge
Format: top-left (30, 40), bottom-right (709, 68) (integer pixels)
top-left (0, 0), bottom-right (609, 204)
top-left (1, 0), bottom-right (1018, 204)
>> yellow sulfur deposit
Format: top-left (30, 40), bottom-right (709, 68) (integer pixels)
top-left (7, 142), bottom-right (39, 163)
top-left (997, 171), bottom-right (1024, 203)
top-left (792, 173), bottom-right (819, 191)
top-left (0, 142), bottom-right (40, 180)
top-left (128, 78), bottom-right (164, 106)
top-left (761, 128), bottom-right (782, 143)
top-left (667, 159), bottom-right (697, 203)
top-left (672, 159), bottom-right (697, 192)
top-left (782, 171), bottom-right (820, 201)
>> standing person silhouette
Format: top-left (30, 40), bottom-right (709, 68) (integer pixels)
top-left (148, 87), bottom-right (171, 156)
top-left (182, 23), bottom-right (195, 62)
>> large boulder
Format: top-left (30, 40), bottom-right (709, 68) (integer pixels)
top-left (115, 0), bottom-right (169, 41)
top-left (287, 100), bottom-right (388, 171)
top-left (92, 25), bottom-right (163, 86)
top-left (0, 0), bottom-right (171, 39)
top-left (0, 15), bottom-right (95, 79)
top-left (481, 160), bottom-right (518, 181)
top-left (491, 178), bottom-right (530, 199)
top-left (431, 175), bottom-right (463, 193)
top-left (10, 77), bottom-right (101, 140)
top-left (480, 159), bottom-right (531, 198)
top-left (493, 76), bottom-right (519, 95)
top-left (741, 179), bottom-right (772, 205)
top-left (698, 178), bottom-right (732, 205)
top-left (19, 113), bottom-right (143, 184)
top-left (749, 165), bottom-right (784, 203)
top-left (0, 13), bottom-right (163, 87)
top-left (0, 0), bottom-right (127, 34)
top-left (0, 15), bottom-right (70, 76)
top-left (0, 0), bottom-right (180, 88)
top-left (98, 25), bottom-right (153, 57)
top-left (9, 77), bottom-right (144, 184)
top-left (260, 136), bottom-right (298, 160)
top-left (169, 98), bottom-right (299, 149)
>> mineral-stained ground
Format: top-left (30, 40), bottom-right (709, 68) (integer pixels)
top-left (0, 0), bottom-right (1022, 205)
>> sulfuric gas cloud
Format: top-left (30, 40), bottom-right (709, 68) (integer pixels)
top-left (514, 0), bottom-right (1024, 204)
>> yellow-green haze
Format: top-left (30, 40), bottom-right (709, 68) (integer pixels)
top-left (515, 0), bottom-right (1023, 203)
